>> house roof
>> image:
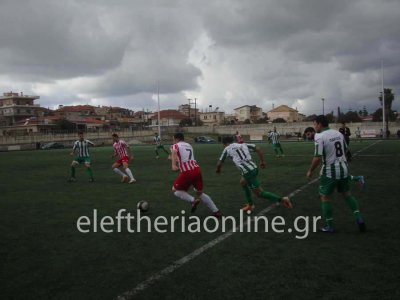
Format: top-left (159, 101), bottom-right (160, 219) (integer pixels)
top-left (268, 105), bottom-right (298, 113)
top-left (151, 110), bottom-right (186, 120)
top-left (234, 105), bottom-right (260, 110)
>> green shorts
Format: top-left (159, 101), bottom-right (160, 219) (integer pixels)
top-left (74, 156), bottom-right (91, 164)
top-left (243, 169), bottom-right (261, 190)
top-left (319, 175), bottom-right (350, 195)
top-left (272, 143), bottom-right (282, 149)
top-left (155, 144), bottom-right (165, 150)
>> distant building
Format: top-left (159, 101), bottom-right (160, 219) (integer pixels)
top-left (267, 105), bottom-right (304, 122)
top-left (224, 113), bottom-right (238, 124)
top-left (150, 110), bottom-right (186, 127)
top-left (55, 105), bottom-right (96, 119)
top-left (0, 92), bottom-right (41, 126)
top-left (199, 111), bottom-right (226, 126)
top-left (234, 105), bottom-right (263, 123)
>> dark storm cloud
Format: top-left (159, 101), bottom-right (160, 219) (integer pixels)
top-left (0, 0), bottom-right (129, 81)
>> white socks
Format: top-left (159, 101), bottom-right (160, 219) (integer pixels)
top-left (125, 168), bottom-right (135, 180)
top-left (174, 191), bottom-right (219, 213)
top-left (174, 190), bottom-right (195, 203)
top-left (200, 193), bottom-right (219, 213)
top-left (113, 168), bottom-right (125, 177)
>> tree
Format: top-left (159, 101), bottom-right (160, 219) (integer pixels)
top-left (372, 108), bottom-right (397, 122)
top-left (254, 117), bottom-right (268, 124)
top-left (272, 118), bottom-right (287, 123)
top-left (379, 88), bottom-right (395, 136)
top-left (244, 119), bottom-right (251, 124)
top-left (326, 113), bottom-right (335, 123)
top-left (54, 118), bottom-right (75, 131)
top-left (179, 118), bottom-right (193, 127)
top-left (337, 111), bottom-right (361, 123)
top-left (304, 114), bottom-right (317, 122)
top-left (362, 106), bottom-right (368, 117)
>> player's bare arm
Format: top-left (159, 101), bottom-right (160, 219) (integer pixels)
top-left (70, 144), bottom-right (76, 156)
top-left (255, 146), bottom-right (266, 168)
top-left (171, 149), bottom-right (179, 171)
top-left (216, 161), bottom-right (223, 174)
top-left (307, 156), bottom-right (322, 178)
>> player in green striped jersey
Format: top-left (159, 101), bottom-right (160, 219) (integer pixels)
top-left (216, 136), bottom-right (292, 212)
top-left (68, 132), bottom-right (95, 182)
top-left (154, 133), bottom-right (170, 159)
top-left (306, 116), bottom-right (365, 233)
top-left (268, 127), bottom-right (284, 157)
top-left (304, 127), bottom-right (365, 190)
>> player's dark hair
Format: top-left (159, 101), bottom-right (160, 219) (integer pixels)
top-left (313, 115), bottom-right (329, 127)
top-left (174, 132), bottom-right (184, 141)
top-left (222, 136), bottom-right (234, 144)
top-left (304, 127), bottom-right (315, 134)
top-left (112, 133), bottom-right (119, 138)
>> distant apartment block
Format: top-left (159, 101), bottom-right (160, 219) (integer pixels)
top-left (0, 92), bottom-right (41, 126)
top-left (199, 111), bottom-right (226, 126)
top-left (234, 105), bottom-right (263, 123)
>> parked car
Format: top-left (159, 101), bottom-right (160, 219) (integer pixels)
top-left (194, 136), bottom-right (216, 143)
top-left (41, 142), bottom-right (65, 150)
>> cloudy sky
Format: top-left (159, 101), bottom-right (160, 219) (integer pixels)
top-left (1, 0), bottom-right (399, 115)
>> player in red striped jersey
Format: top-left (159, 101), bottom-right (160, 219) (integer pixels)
top-left (111, 133), bottom-right (136, 184)
top-left (171, 133), bottom-right (222, 217)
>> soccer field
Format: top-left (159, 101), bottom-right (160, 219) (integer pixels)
top-left (1, 140), bottom-right (399, 299)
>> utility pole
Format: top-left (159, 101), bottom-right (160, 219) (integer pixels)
top-left (321, 98), bottom-right (325, 115)
top-left (187, 98), bottom-right (191, 120)
top-left (381, 60), bottom-right (386, 139)
top-left (194, 98), bottom-right (197, 126)
top-left (188, 98), bottom-right (197, 126)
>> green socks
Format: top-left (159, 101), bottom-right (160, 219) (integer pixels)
top-left (321, 201), bottom-right (333, 228)
top-left (242, 186), bottom-right (254, 205)
top-left (350, 175), bottom-right (362, 181)
top-left (87, 167), bottom-right (94, 179)
top-left (71, 166), bottom-right (76, 178)
top-left (345, 196), bottom-right (362, 219)
top-left (260, 191), bottom-right (281, 203)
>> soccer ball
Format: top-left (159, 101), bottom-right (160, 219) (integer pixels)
top-left (137, 200), bottom-right (149, 212)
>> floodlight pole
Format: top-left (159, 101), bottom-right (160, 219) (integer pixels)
top-left (321, 98), bottom-right (325, 115)
top-left (381, 60), bottom-right (386, 139)
top-left (157, 82), bottom-right (161, 139)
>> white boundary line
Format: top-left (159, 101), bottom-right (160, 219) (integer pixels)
top-left (115, 141), bottom-right (381, 300)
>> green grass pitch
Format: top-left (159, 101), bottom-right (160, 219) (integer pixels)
top-left (1, 140), bottom-right (400, 299)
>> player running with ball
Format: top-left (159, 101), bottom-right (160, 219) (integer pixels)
top-left (216, 136), bottom-right (292, 212)
top-left (111, 133), bottom-right (136, 184)
top-left (171, 133), bottom-right (222, 217)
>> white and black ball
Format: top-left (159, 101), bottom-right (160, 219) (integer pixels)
top-left (137, 200), bottom-right (149, 212)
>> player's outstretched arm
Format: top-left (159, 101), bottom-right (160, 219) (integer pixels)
top-left (255, 146), bottom-right (266, 168)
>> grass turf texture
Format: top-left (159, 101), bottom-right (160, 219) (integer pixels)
top-left (1, 140), bottom-right (399, 299)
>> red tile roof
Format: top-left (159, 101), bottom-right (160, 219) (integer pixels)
top-left (152, 110), bottom-right (186, 120)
